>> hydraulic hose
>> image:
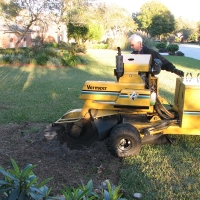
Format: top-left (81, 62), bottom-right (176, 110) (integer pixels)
top-left (155, 97), bottom-right (175, 119)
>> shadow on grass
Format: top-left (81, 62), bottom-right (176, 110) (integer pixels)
top-left (0, 51), bottom-right (118, 124)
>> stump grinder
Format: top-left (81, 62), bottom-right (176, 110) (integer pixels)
top-left (47, 47), bottom-right (200, 157)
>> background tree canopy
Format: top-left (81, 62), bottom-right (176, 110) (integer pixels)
top-left (0, 0), bottom-right (199, 49)
top-left (133, 1), bottom-right (175, 37)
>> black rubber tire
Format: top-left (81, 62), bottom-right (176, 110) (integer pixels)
top-left (108, 123), bottom-right (141, 157)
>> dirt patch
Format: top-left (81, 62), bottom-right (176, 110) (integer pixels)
top-left (0, 122), bottom-right (123, 196)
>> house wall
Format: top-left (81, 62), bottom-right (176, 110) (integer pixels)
top-left (0, 32), bottom-right (32, 49)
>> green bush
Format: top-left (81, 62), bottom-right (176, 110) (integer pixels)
top-left (43, 42), bottom-right (58, 48)
top-left (0, 158), bottom-right (53, 200)
top-left (43, 47), bottom-right (59, 58)
top-left (2, 54), bottom-right (14, 64)
top-left (47, 57), bottom-right (62, 67)
top-left (0, 44), bottom-right (88, 67)
top-left (61, 52), bottom-right (88, 67)
top-left (175, 51), bottom-right (185, 56)
top-left (15, 53), bottom-right (31, 64)
top-left (57, 41), bottom-right (69, 50)
top-left (0, 55), bottom-right (5, 64)
top-left (166, 44), bottom-right (179, 55)
top-left (35, 53), bottom-right (48, 65)
top-left (0, 159), bottom-right (127, 200)
top-left (161, 38), bottom-right (168, 44)
top-left (156, 42), bottom-right (167, 50)
top-left (0, 48), bottom-right (15, 55)
top-left (58, 42), bottom-right (87, 54)
top-left (61, 179), bottom-right (127, 200)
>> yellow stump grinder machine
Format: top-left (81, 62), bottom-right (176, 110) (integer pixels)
top-left (50, 47), bottom-right (200, 158)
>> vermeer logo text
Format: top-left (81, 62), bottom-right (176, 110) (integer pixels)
top-left (87, 85), bottom-right (107, 90)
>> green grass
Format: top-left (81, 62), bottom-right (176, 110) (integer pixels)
top-left (1, 49), bottom-right (200, 199)
top-left (0, 50), bottom-right (115, 124)
top-left (121, 134), bottom-right (200, 199)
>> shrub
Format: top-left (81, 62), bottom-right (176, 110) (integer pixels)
top-left (58, 42), bottom-right (87, 54)
top-left (0, 55), bottom-right (4, 64)
top-left (43, 47), bottom-right (59, 58)
top-left (57, 41), bottom-right (69, 50)
top-left (61, 179), bottom-right (127, 200)
top-left (158, 48), bottom-right (168, 53)
top-left (0, 44), bottom-right (88, 67)
top-left (156, 42), bottom-right (167, 50)
top-left (61, 52), bottom-right (88, 67)
top-left (0, 158), bottom-right (53, 200)
top-left (43, 42), bottom-right (58, 48)
top-left (0, 48), bottom-right (15, 55)
top-left (166, 44), bottom-right (179, 55)
top-left (47, 57), bottom-right (62, 67)
top-left (161, 38), bottom-right (168, 44)
top-left (76, 44), bottom-right (87, 54)
top-left (35, 53), bottom-right (48, 66)
top-left (15, 54), bottom-right (31, 64)
top-left (175, 51), bottom-right (185, 56)
top-left (2, 54), bottom-right (14, 64)
top-left (0, 161), bottom-right (127, 199)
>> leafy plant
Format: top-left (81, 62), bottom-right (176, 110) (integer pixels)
top-left (35, 53), bottom-right (48, 66)
top-left (0, 48), bottom-right (15, 55)
top-left (2, 54), bottom-right (14, 64)
top-left (47, 57), bottom-right (62, 67)
top-left (166, 44), bottom-right (179, 55)
top-left (0, 158), bottom-right (53, 200)
top-left (100, 180), bottom-right (126, 200)
top-left (67, 22), bottom-right (89, 44)
top-left (42, 47), bottom-right (59, 58)
top-left (60, 179), bottom-right (127, 200)
top-left (175, 51), bottom-right (185, 56)
top-left (61, 185), bottom-right (91, 200)
top-left (155, 42), bottom-right (166, 50)
top-left (61, 52), bottom-right (88, 67)
top-left (78, 179), bottom-right (96, 199)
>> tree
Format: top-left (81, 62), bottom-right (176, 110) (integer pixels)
top-left (61, 0), bottom-right (137, 45)
top-left (0, 0), bottom-right (61, 50)
top-left (133, 0), bottom-right (175, 37)
top-left (95, 3), bottom-right (137, 37)
top-left (67, 22), bottom-right (88, 43)
top-left (149, 11), bottom-right (175, 37)
top-left (85, 23), bottom-right (104, 41)
top-left (198, 21), bottom-right (200, 42)
top-left (174, 17), bottom-right (199, 43)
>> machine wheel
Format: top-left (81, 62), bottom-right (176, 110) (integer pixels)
top-left (108, 123), bottom-right (141, 158)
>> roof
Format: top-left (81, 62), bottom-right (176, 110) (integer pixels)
top-left (0, 18), bottom-right (34, 33)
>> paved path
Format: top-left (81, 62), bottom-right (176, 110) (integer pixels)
top-left (178, 44), bottom-right (200, 60)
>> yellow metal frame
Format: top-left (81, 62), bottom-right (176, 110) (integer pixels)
top-left (54, 53), bottom-right (200, 137)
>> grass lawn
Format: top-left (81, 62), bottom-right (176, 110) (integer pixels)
top-left (1, 49), bottom-right (200, 199)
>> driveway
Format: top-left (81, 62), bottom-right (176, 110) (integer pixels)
top-left (178, 44), bottom-right (200, 60)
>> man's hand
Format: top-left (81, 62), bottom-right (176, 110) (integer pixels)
top-left (173, 68), bottom-right (184, 77)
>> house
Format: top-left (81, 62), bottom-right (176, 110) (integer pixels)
top-left (0, 18), bottom-right (33, 49)
top-left (0, 17), bottom-right (67, 49)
